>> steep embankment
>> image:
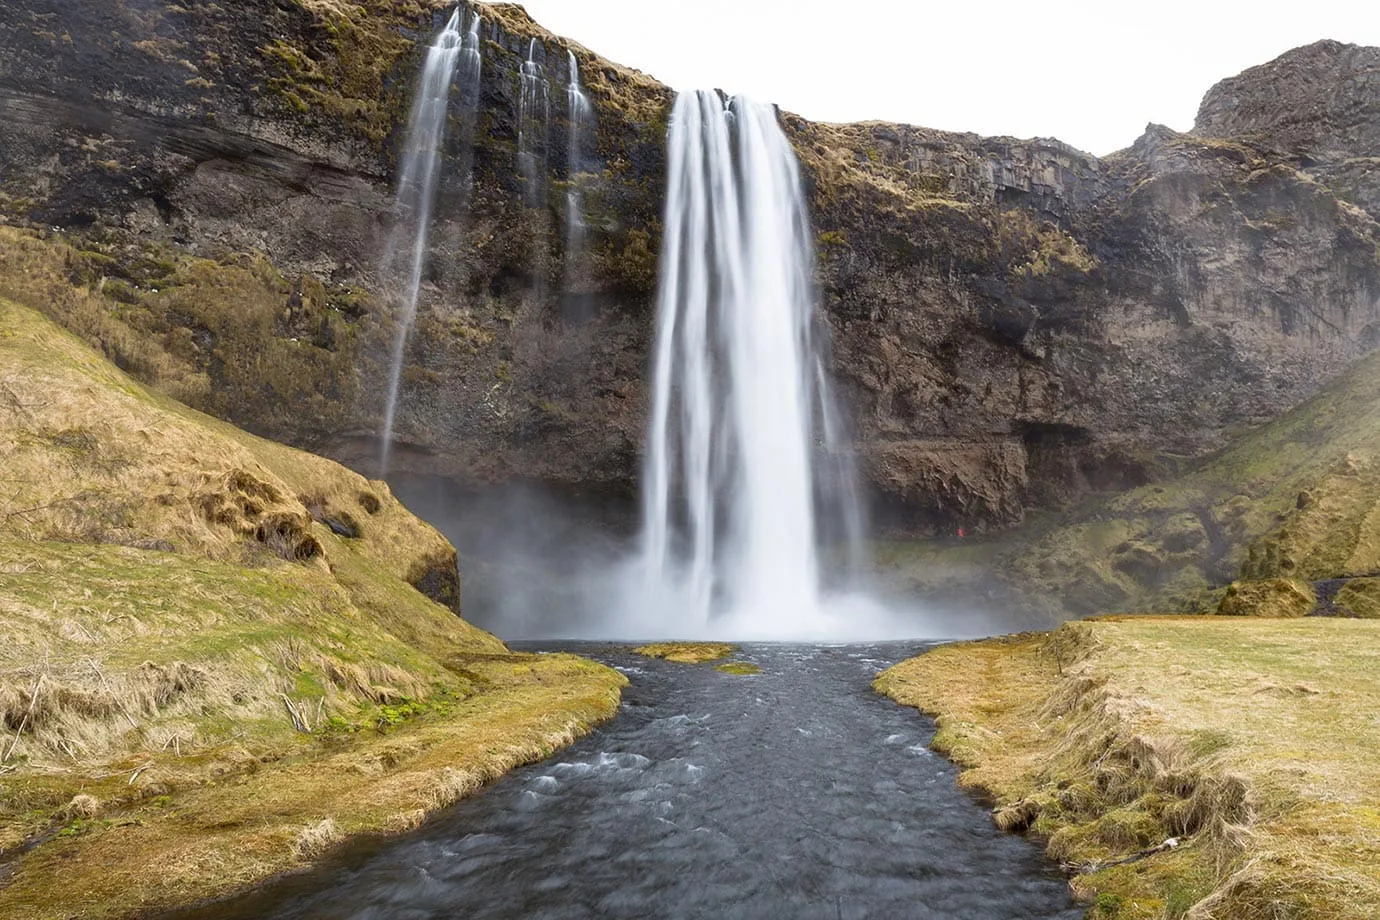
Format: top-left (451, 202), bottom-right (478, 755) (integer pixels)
top-left (0, 299), bottom-right (624, 919)
top-left (877, 619), bottom-right (1380, 919)
top-left (1, 2), bottom-right (1377, 533)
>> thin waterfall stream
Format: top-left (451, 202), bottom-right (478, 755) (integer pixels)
top-left (378, 8), bottom-right (480, 475)
top-left (518, 38), bottom-right (551, 208)
top-left (563, 48), bottom-right (592, 315)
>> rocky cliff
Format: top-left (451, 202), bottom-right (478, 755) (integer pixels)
top-left (1, 1), bottom-right (1377, 535)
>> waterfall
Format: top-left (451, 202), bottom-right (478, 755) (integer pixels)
top-left (454, 11), bottom-right (483, 201)
top-left (377, 8), bottom-right (472, 475)
top-left (563, 49), bottom-right (592, 314)
top-left (518, 38), bottom-right (550, 209)
top-left (640, 91), bottom-right (868, 636)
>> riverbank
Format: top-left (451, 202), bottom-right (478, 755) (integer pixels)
top-left (0, 298), bottom-right (626, 918)
top-left (158, 643), bottom-right (1083, 919)
top-left (876, 617), bottom-right (1380, 919)
top-left (1, 650), bottom-right (623, 920)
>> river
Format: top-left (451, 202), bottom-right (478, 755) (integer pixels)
top-left (171, 643), bottom-right (1082, 920)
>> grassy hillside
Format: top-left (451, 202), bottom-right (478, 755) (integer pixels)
top-left (0, 298), bottom-right (624, 918)
top-left (876, 334), bottom-right (1380, 917)
top-left (877, 618), bottom-right (1380, 919)
top-left (879, 339), bottom-right (1380, 620)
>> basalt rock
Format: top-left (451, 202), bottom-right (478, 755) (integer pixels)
top-left (0, 3), bottom-right (1377, 535)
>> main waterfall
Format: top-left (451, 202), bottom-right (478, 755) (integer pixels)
top-left (640, 92), bottom-right (867, 637)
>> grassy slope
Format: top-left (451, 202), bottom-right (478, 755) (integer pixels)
top-left (0, 299), bottom-right (624, 918)
top-left (878, 339), bottom-right (1380, 619)
top-left (878, 618), bottom-right (1380, 919)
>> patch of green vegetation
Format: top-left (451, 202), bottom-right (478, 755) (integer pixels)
top-left (632, 643), bottom-right (736, 664)
top-left (714, 661), bottom-right (761, 675)
top-left (1216, 578), bottom-right (1316, 617)
top-left (880, 339), bottom-right (1380, 619)
top-left (999, 208), bottom-right (1098, 278)
top-left (1335, 578), bottom-right (1380, 618)
top-left (0, 226), bottom-right (361, 447)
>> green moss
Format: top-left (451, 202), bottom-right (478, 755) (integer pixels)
top-left (632, 643), bottom-right (736, 664)
top-left (715, 661), bottom-right (761, 675)
top-left (0, 227), bottom-right (362, 446)
top-left (1334, 578), bottom-right (1380, 619)
top-left (259, 3), bottom-right (416, 143)
top-left (1216, 578), bottom-right (1316, 618)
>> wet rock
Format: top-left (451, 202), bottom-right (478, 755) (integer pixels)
top-left (409, 550), bottom-right (462, 615)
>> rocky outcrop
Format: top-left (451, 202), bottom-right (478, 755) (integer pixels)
top-left (0, 3), bottom-right (1377, 535)
top-left (1194, 40), bottom-right (1380, 219)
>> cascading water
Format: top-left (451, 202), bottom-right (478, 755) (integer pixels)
top-left (518, 38), bottom-right (550, 208)
top-left (640, 91), bottom-right (868, 638)
top-left (562, 49), bottom-right (592, 312)
top-left (377, 8), bottom-right (473, 475)
top-left (452, 11), bottom-right (484, 201)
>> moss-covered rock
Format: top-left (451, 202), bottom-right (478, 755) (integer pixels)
top-left (633, 642), bottom-right (736, 664)
top-left (1333, 578), bottom-right (1380, 619)
top-left (1216, 579), bottom-right (1317, 618)
top-left (715, 661), bottom-right (762, 675)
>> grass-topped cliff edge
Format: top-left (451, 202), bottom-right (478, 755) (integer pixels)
top-left (0, 299), bottom-right (625, 919)
top-left (878, 619), bottom-right (1380, 919)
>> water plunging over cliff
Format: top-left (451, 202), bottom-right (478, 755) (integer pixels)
top-left (518, 39), bottom-right (550, 209)
top-left (454, 12), bottom-right (483, 199)
top-left (640, 92), bottom-right (868, 637)
top-left (563, 49), bottom-right (592, 313)
top-left (378, 9), bottom-right (477, 475)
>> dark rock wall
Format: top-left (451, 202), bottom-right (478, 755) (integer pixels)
top-left (1, 1), bottom-right (1377, 535)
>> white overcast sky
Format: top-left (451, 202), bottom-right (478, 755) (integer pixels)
top-left (517, 1), bottom-right (1380, 156)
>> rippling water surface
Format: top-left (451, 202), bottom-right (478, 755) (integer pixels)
top-left (178, 643), bottom-right (1082, 920)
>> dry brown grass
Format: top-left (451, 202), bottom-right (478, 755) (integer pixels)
top-left (877, 618), bottom-right (1380, 919)
top-left (0, 651), bottom-right (624, 920)
top-left (0, 300), bottom-right (627, 918)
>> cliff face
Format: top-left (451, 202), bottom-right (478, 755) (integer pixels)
top-left (1, 1), bottom-right (1377, 534)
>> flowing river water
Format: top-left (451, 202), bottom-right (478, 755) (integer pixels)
top-left (173, 643), bottom-right (1081, 919)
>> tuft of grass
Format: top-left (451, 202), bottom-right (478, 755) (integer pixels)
top-left (714, 661), bottom-right (762, 676)
top-left (632, 642), bottom-right (736, 664)
top-left (291, 817), bottom-right (341, 859)
top-left (1334, 578), bottom-right (1380, 618)
top-left (878, 618), bottom-right (1380, 919)
top-left (1215, 578), bottom-right (1316, 617)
